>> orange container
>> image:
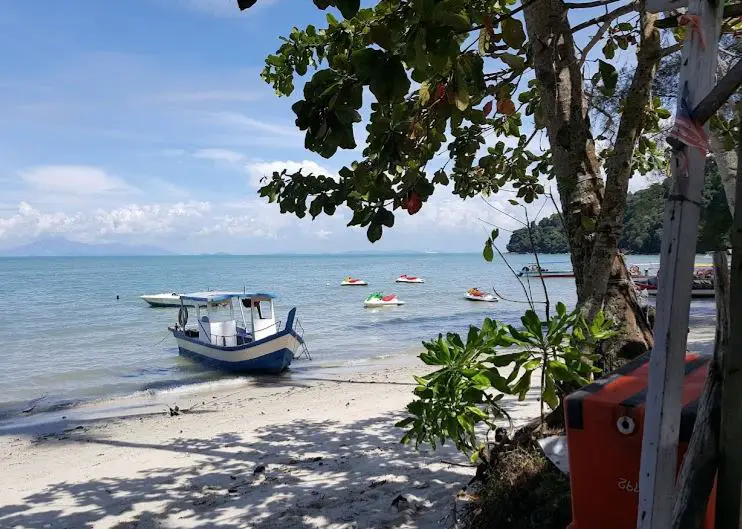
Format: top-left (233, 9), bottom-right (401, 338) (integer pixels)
top-left (564, 353), bottom-right (715, 529)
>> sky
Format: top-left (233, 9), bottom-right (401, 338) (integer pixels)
top-left (0, 0), bottom-right (653, 254)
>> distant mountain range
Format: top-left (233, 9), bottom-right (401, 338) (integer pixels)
top-left (0, 237), bottom-right (173, 257)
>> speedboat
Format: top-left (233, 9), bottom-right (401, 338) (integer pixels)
top-left (396, 274), bottom-right (425, 283)
top-left (141, 293), bottom-right (183, 307)
top-left (465, 288), bottom-right (497, 302)
top-left (341, 277), bottom-right (368, 286)
top-left (168, 291), bottom-right (306, 373)
top-left (518, 264), bottom-right (574, 278)
top-left (364, 293), bottom-right (406, 307)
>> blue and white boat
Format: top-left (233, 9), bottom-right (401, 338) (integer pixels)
top-left (168, 291), bottom-right (307, 373)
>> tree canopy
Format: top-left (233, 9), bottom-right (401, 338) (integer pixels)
top-left (506, 164), bottom-right (732, 255)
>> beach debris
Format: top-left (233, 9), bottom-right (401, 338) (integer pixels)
top-left (168, 406), bottom-right (180, 416)
top-left (63, 425), bottom-right (84, 433)
top-left (391, 494), bottom-right (409, 511)
top-left (253, 464), bottom-right (266, 475)
top-left (370, 479), bottom-right (387, 489)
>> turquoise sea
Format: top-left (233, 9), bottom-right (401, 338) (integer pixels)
top-left (0, 253), bottom-right (709, 418)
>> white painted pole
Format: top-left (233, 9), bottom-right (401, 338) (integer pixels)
top-left (637, 1), bottom-right (723, 528)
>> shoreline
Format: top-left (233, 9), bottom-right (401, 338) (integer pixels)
top-left (0, 317), bottom-right (717, 529)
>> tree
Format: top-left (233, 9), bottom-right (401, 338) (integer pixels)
top-left (507, 165), bottom-right (733, 255)
top-left (238, 0), bottom-right (740, 365)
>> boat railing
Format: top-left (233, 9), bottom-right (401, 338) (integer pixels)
top-left (294, 317), bottom-right (311, 360)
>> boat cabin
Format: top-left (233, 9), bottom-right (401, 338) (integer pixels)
top-left (176, 291), bottom-right (279, 347)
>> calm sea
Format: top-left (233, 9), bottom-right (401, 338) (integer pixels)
top-left (0, 253), bottom-right (705, 417)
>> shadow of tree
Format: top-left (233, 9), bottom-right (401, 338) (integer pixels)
top-left (1, 412), bottom-right (474, 529)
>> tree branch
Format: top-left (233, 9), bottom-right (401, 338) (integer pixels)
top-left (572, 2), bottom-right (638, 33)
top-left (579, 18), bottom-right (615, 67)
top-left (660, 42), bottom-right (683, 57)
top-left (692, 59), bottom-right (742, 126)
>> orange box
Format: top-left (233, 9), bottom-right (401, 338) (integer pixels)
top-left (564, 353), bottom-right (715, 529)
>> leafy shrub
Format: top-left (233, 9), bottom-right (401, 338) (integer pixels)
top-left (397, 303), bottom-right (615, 457)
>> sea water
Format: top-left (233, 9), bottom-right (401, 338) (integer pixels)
top-left (0, 253), bottom-right (705, 417)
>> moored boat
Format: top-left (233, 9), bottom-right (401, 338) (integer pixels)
top-left (518, 264), bottom-right (574, 278)
top-left (168, 291), bottom-right (306, 373)
top-left (141, 293), bottom-right (183, 307)
top-left (341, 277), bottom-right (368, 286)
top-left (396, 274), bottom-right (425, 283)
top-left (465, 288), bottom-right (497, 302)
top-left (363, 293), bottom-right (406, 307)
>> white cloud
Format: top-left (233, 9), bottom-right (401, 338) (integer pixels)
top-left (211, 112), bottom-right (300, 138)
top-left (245, 159), bottom-right (337, 188)
top-left (194, 148), bottom-right (246, 164)
top-left (19, 165), bottom-right (136, 196)
top-left (157, 90), bottom-right (260, 103)
top-left (315, 229), bottom-right (332, 239)
top-left (93, 201), bottom-right (211, 236)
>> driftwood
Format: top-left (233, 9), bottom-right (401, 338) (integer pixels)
top-left (670, 252), bottom-right (729, 529)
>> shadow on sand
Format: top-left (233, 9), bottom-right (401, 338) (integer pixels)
top-left (0, 410), bottom-right (483, 529)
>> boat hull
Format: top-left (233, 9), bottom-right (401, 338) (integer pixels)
top-left (171, 329), bottom-right (300, 373)
top-left (341, 281), bottom-right (368, 286)
top-left (646, 288), bottom-right (715, 299)
top-left (141, 295), bottom-right (182, 307)
top-left (396, 279), bottom-right (424, 283)
top-left (465, 294), bottom-right (497, 302)
top-left (364, 300), bottom-right (406, 307)
top-left (519, 272), bottom-right (574, 278)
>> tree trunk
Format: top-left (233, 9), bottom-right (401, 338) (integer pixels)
top-left (523, 0), bottom-right (654, 366)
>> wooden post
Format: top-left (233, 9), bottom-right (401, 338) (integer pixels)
top-left (637, 1), bottom-right (724, 528)
top-left (715, 116), bottom-right (742, 529)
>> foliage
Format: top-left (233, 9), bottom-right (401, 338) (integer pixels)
top-left (506, 215), bottom-right (569, 254)
top-left (396, 303), bottom-right (613, 456)
top-left (254, 0), bottom-right (673, 244)
top-left (507, 164), bottom-right (732, 254)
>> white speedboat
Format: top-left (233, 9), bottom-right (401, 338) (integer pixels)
top-left (169, 291), bottom-right (306, 373)
top-left (518, 264), bottom-right (574, 278)
top-left (141, 293), bottom-right (183, 307)
top-left (363, 293), bottom-right (406, 307)
top-left (396, 274), bottom-right (425, 283)
top-left (341, 277), bottom-right (368, 286)
top-left (465, 288), bottom-right (497, 302)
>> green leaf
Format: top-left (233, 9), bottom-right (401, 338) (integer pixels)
top-left (335, 0), bottom-right (360, 19)
top-left (454, 81), bottom-right (469, 111)
top-left (483, 240), bottom-right (494, 262)
top-left (395, 417), bottom-right (415, 428)
top-left (367, 222), bottom-right (382, 243)
top-left (502, 18), bottom-right (526, 49)
top-left (656, 108), bottom-right (671, 119)
top-left (521, 310), bottom-right (543, 338)
top-left (491, 228), bottom-right (499, 240)
top-left (598, 60), bottom-right (618, 92)
top-left (370, 54), bottom-right (410, 103)
top-left (499, 52), bottom-right (526, 72)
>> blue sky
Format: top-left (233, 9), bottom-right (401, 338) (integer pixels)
top-left (0, 0), bottom-right (652, 254)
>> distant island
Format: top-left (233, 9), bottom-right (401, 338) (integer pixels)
top-left (507, 166), bottom-right (731, 254)
top-left (0, 236), bottom-right (173, 257)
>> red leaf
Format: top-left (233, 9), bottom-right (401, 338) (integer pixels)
top-left (436, 83), bottom-right (446, 101)
top-left (497, 99), bottom-right (516, 115)
top-left (483, 100), bottom-right (493, 118)
top-left (406, 192), bottom-right (422, 215)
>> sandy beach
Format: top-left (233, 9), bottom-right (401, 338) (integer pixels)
top-left (0, 316), bottom-right (715, 529)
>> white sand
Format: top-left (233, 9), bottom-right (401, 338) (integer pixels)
top-left (0, 354), bottom-right (542, 529)
top-left (0, 318), bottom-right (715, 529)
